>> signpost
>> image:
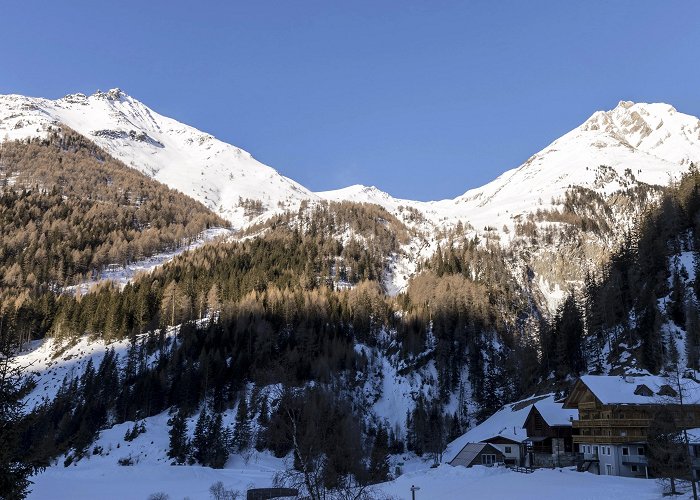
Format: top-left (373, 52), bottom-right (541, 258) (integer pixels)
top-left (410, 484), bottom-right (420, 500)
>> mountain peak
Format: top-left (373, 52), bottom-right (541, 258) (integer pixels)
top-left (92, 88), bottom-right (127, 101)
top-left (615, 100), bottom-right (635, 110)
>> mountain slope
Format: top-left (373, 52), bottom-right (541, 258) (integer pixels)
top-left (0, 89), bottom-right (318, 227)
top-left (3, 90), bottom-right (698, 236)
top-left (3, 90), bottom-right (700, 304)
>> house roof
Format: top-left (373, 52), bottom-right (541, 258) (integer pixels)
top-left (687, 428), bottom-right (700, 443)
top-left (565, 375), bottom-right (700, 407)
top-left (449, 442), bottom-right (502, 466)
top-left (530, 398), bottom-right (578, 427)
top-left (443, 394), bottom-right (565, 463)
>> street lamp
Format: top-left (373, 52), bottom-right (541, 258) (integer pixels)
top-left (411, 485), bottom-right (421, 500)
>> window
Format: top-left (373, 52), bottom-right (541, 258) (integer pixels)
top-left (593, 446), bottom-right (598, 455)
top-left (638, 447), bottom-right (645, 456)
top-left (622, 447), bottom-right (629, 456)
top-left (482, 454), bottom-right (497, 465)
top-left (504, 446), bottom-right (512, 454)
top-left (587, 446), bottom-right (591, 454)
top-left (631, 465), bottom-right (638, 472)
top-left (607, 447), bottom-right (611, 455)
top-left (657, 384), bottom-right (678, 397)
top-left (634, 384), bottom-right (653, 397)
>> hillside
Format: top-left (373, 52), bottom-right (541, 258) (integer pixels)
top-left (3, 94), bottom-right (700, 499)
top-left (3, 91), bottom-right (700, 311)
top-left (0, 129), bottom-right (227, 308)
top-left (0, 89), bottom-right (317, 228)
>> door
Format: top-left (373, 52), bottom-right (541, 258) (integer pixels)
top-left (606, 464), bottom-right (613, 475)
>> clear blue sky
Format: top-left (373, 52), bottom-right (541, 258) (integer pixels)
top-left (2, 1), bottom-right (698, 201)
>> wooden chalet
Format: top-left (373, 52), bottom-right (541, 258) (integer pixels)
top-left (522, 401), bottom-right (577, 467)
top-left (563, 375), bottom-right (700, 478)
top-left (444, 394), bottom-right (571, 469)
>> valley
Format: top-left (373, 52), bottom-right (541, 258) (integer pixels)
top-left (2, 90), bottom-right (700, 500)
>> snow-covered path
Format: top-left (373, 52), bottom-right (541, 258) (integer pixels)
top-left (64, 227), bottom-right (233, 295)
top-left (379, 465), bottom-right (674, 499)
top-left (27, 463), bottom-right (680, 500)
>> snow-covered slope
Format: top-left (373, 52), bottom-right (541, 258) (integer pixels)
top-left (3, 91), bottom-right (698, 235)
top-left (0, 89), bottom-right (318, 228)
top-left (3, 91), bottom-right (700, 300)
top-left (320, 101), bottom-right (700, 232)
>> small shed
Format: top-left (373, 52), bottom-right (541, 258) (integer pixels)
top-left (449, 442), bottom-right (505, 468)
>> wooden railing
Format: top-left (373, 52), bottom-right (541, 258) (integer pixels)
top-left (573, 418), bottom-right (650, 428)
top-left (573, 435), bottom-right (646, 444)
top-left (509, 465), bottom-right (535, 474)
top-left (621, 455), bottom-right (648, 465)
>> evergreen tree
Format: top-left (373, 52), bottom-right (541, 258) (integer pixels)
top-left (191, 408), bottom-right (210, 465)
top-left (207, 412), bottom-right (229, 469)
top-left (368, 425), bottom-right (390, 483)
top-left (686, 299), bottom-right (700, 371)
top-left (167, 409), bottom-right (189, 464)
top-left (232, 395), bottom-right (251, 452)
top-left (668, 269), bottom-right (686, 327)
top-left (0, 314), bottom-right (36, 499)
top-left (553, 293), bottom-right (585, 378)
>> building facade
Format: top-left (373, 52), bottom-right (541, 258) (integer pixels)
top-left (449, 443), bottom-right (506, 468)
top-left (522, 404), bottom-right (578, 468)
top-left (564, 375), bottom-right (700, 478)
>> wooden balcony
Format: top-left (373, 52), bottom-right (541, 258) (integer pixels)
top-left (573, 418), bottom-right (650, 428)
top-left (622, 455), bottom-right (648, 465)
top-left (574, 435), bottom-right (646, 444)
top-left (578, 402), bottom-right (598, 410)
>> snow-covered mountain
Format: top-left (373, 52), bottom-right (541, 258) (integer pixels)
top-left (321, 101), bottom-right (700, 233)
top-left (0, 89), bottom-right (318, 227)
top-left (3, 90), bottom-right (700, 302)
top-left (2, 90), bottom-right (698, 234)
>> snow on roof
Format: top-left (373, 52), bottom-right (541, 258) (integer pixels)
top-left (578, 375), bottom-right (700, 405)
top-left (532, 398), bottom-right (578, 427)
top-left (686, 428), bottom-right (700, 443)
top-left (449, 442), bottom-right (500, 466)
top-left (443, 394), bottom-right (569, 463)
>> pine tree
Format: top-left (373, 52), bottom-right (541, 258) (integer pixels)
top-left (191, 408), bottom-right (210, 465)
top-left (686, 299), bottom-right (700, 371)
top-left (368, 425), bottom-right (390, 483)
top-left (232, 395), bottom-right (251, 452)
top-left (167, 409), bottom-right (189, 464)
top-left (0, 313), bottom-right (36, 499)
top-left (668, 269), bottom-right (686, 327)
top-left (207, 412), bottom-right (229, 469)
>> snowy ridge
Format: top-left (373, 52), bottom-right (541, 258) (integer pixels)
top-left (0, 89), bottom-right (318, 228)
top-left (3, 91), bottom-right (700, 300)
top-left (4, 91), bottom-right (698, 236)
top-left (320, 101), bottom-right (700, 233)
